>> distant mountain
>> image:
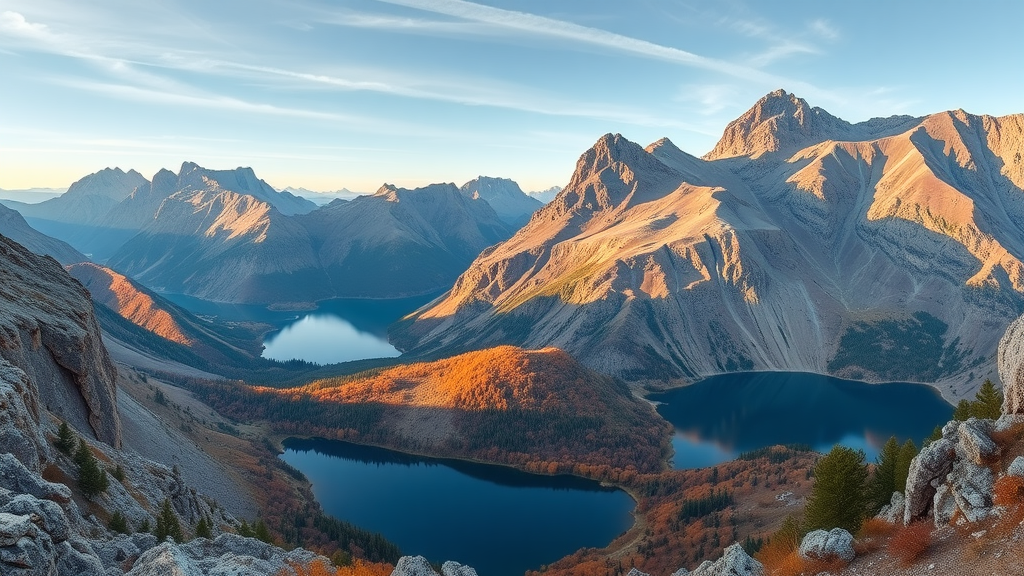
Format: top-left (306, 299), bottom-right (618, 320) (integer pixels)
top-left (393, 90), bottom-right (1024, 398)
top-left (296, 183), bottom-right (513, 299)
top-left (0, 187), bottom-right (65, 204)
top-left (459, 176), bottom-right (543, 227)
top-left (527, 186), bottom-right (562, 203)
top-left (282, 186), bottom-right (365, 205)
top-left (0, 203), bottom-right (87, 265)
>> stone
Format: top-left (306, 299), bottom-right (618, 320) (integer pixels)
top-left (0, 361), bottom-right (50, 471)
top-left (442, 561), bottom-right (480, 576)
top-left (126, 534), bottom-right (338, 576)
top-left (941, 420), bottom-right (960, 441)
top-left (798, 528), bottom-right (855, 563)
top-left (1, 494), bottom-right (70, 542)
top-left (56, 540), bottom-right (107, 576)
top-left (0, 453), bottom-right (72, 503)
top-left (0, 512), bottom-right (35, 546)
top-left (877, 491), bottom-right (905, 524)
top-left (92, 534), bottom-right (143, 570)
top-left (957, 418), bottom-right (999, 465)
top-left (904, 438), bottom-right (956, 524)
top-left (625, 569), bottom-right (651, 576)
top-left (994, 414), bottom-right (1024, 433)
top-left (391, 556), bottom-right (440, 576)
top-left (948, 458), bottom-right (994, 523)
top-left (933, 484), bottom-right (957, 527)
top-left (690, 543), bottom-right (764, 576)
top-left (1007, 456), bottom-right (1024, 477)
top-left (671, 569), bottom-right (690, 576)
top-left (999, 313), bottom-right (1024, 415)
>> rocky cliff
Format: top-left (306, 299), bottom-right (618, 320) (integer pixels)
top-left (460, 176), bottom-right (543, 227)
top-left (0, 234), bottom-right (120, 448)
top-left (0, 204), bottom-right (87, 265)
top-left (394, 91), bottom-right (1024, 398)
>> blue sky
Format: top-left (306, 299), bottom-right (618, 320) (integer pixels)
top-left (1, 0), bottom-right (1021, 192)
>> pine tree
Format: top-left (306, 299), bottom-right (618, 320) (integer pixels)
top-left (974, 380), bottom-right (1003, 419)
top-left (75, 439), bottom-right (109, 499)
top-left (195, 516), bottom-right (212, 539)
top-left (55, 421), bottom-right (76, 455)
top-left (238, 519), bottom-right (254, 538)
top-left (155, 498), bottom-right (184, 542)
top-left (868, 437), bottom-right (900, 513)
top-left (108, 511), bottom-right (129, 534)
top-left (803, 445), bottom-right (869, 533)
top-left (895, 439), bottom-right (918, 492)
top-left (253, 518), bottom-right (272, 543)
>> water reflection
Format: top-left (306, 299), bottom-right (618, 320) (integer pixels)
top-left (261, 315), bottom-right (399, 364)
top-left (650, 372), bottom-right (953, 469)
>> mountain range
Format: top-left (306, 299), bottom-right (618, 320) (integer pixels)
top-left (393, 90), bottom-right (1024, 398)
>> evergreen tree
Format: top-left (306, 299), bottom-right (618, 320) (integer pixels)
top-left (54, 421), bottom-right (76, 455)
top-left (108, 511), bottom-right (129, 534)
top-left (974, 380), bottom-right (1003, 419)
top-left (195, 516), bottom-right (212, 539)
top-left (895, 439), bottom-right (918, 492)
top-left (75, 439), bottom-right (109, 499)
top-left (868, 437), bottom-right (901, 513)
top-left (237, 519), bottom-right (254, 538)
top-left (803, 446), bottom-right (869, 533)
top-left (253, 518), bottom-right (272, 543)
top-left (155, 498), bottom-right (184, 542)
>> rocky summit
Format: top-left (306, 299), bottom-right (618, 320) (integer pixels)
top-left (395, 91), bottom-right (1024, 398)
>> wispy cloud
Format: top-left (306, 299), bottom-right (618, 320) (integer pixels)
top-left (369, 0), bottom-right (821, 93)
top-left (810, 19), bottom-right (840, 41)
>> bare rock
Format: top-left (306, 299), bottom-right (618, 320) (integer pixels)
top-left (877, 491), bottom-right (905, 524)
top-left (391, 556), bottom-right (440, 576)
top-left (671, 569), bottom-right (690, 576)
top-left (904, 438), bottom-right (956, 524)
top-left (126, 533), bottom-right (329, 576)
top-left (0, 361), bottom-right (49, 470)
top-left (0, 454), bottom-right (71, 503)
top-left (442, 561), bottom-right (479, 576)
top-left (995, 414), bottom-right (1024, 433)
top-left (0, 512), bottom-right (35, 546)
top-left (625, 569), bottom-right (651, 576)
top-left (948, 458), bottom-right (994, 522)
top-left (690, 543), bottom-right (764, 576)
top-left (957, 418), bottom-right (999, 465)
top-left (55, 539), bottom-right (106, 576)
top-left (933, 484), bottom-right (957, 527)
top-left (1, 494), bottom-right (70, 542)
top-left (999, 313), bottom-right (1024, 415)
top-left (798, 528), bottom-right (855, 563)
top-left (1007, 456), bottom-right (1024, 477)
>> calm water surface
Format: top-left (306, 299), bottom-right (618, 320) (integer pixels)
top-left (280, 438), bottom-right (635, 576)
top-left (162, 293), bottom-right (436, 364)
top-left (650, 372), bottom-right (954, 469)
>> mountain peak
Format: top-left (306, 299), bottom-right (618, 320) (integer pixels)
top-left (703, 89), bottom-right (848, 160)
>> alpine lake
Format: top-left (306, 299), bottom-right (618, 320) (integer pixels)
top-left (168, 294), bottom-right (955, 576)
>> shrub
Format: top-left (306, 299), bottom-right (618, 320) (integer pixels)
top-left (854, 517), bottom-right (897, 554)
top-left (887, 521), bottom-right (931, 566)
top-left (756, 516), bottom-right (803, 576)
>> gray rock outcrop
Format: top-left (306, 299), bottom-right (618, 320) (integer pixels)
top-left (904, 438), bottom-right (956, 524)
top-left (957, 418), bottom-right (999, 465)
top-left (392, 555), bottom-right (441, 576)
top-left (798, 528), bottom-right (855, 563)
top-left (1007, 456), bottom-right (1024, 477)
top-left (124, 533), bottom-right (327, 576)
top-left (0, 234), bottom-right (120, 447)
top-left (442, 561), bottom-right (480, 576)
top-left (0, 361), bottom-right (50, 470)
top-left (689, 543), bottom-right (764, 576)
top-left (625, 569), bottom-right (651, 576)
top-left (947, 458), bottom-right (994, 522)
top-left (877, 491), bottom-right (905, 524)
top-left (999, 313), bottom-right (1024, 414)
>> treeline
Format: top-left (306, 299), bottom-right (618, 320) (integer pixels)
top-left (678, 489), bottom-right (733, 522)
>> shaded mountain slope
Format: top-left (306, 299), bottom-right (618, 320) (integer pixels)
top-left (460, 176), bottom-right (543, 227)
top-left (0, 203), bottom-right (87, 265)
top-left (393, 90), bottom-right (1024, 398)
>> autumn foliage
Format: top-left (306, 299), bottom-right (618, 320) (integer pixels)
top-left (887, 521), bottom-right (931, 566)
top-left (280, 559), bottom-right (393, 576)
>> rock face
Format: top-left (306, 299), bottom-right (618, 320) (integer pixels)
top-left (904, 438), bottom-right (956, 524)
top-left (689, 543), bottom-right (764, 576)
top-left (998, 313), bottom-right (1024, 414)
top-left (460, 176), bottom-right (543, 227)
top-left (876, 491), bottom-right (905, 524)
top-left (798, 528), bottom-right (855, 563)
top-left (125, 534), bottom-right (326, 576)
top-left (392, 555), bottom-right (442, 576)
top-left (442, 561), bottom-right (480, 576)
top-left (0, 234), bottom-right (120, 448)
top-left (395, 92), bottom-right (1024, 395)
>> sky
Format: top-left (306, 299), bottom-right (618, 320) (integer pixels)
top-left (0, 0), bottom-right (1021, 193)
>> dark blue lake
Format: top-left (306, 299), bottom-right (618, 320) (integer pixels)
top-left (162, 293), bottom-right (437, 364)
top-left (650, 372), bottom-right (954, 469)
top-left (279, 438), bottom-right (634, 576)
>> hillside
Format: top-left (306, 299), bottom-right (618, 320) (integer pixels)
top-left (460, 176), bottom-right (543, 227)
top-left (186, 345), bottom-right (670, 475)
top-left (393, 90), bottom-right (1024, 399)
top-left (0, 203), bottom-right (87, 265)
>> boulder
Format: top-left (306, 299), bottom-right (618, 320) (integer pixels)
top-left (876, 491), bottom-right (905, 524)
top-left (690, 543), bottom-right (764, 576)
top-left (1, 494), bottom-right (70, 543)
top-left (625, 569), bottom-right (651, 576)
top-left (957, 418), bottom-right (999, 465)
top-left (948, 458), bottom-right (994, 522)
top-left (671, 569), bottom-right (690, 576)
top-left (903, 438), bottom-right (956, 524)
top-left (0, 512), bottom-right (35, 546)
top-left (999, 313), bottom-right (1024, 415)
top-left (1007, 456), bottom-right (1024, 477)
top-left (392, 556), bottom-right (440, 576)
top-left (0, 453), bottom-right (72, 503)
top-left (932, 484), bottom-right (957, 527)
top-left (994, 414), bottom-right (1024, 433)
top-left (55, 540), bottom-right (106, 576)
top-left (442, 561), bottom-right (479, 576)
top-left (126, 533), bottom-right (330, 576)
top-left (798, 528), bottom-right (855, 563)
